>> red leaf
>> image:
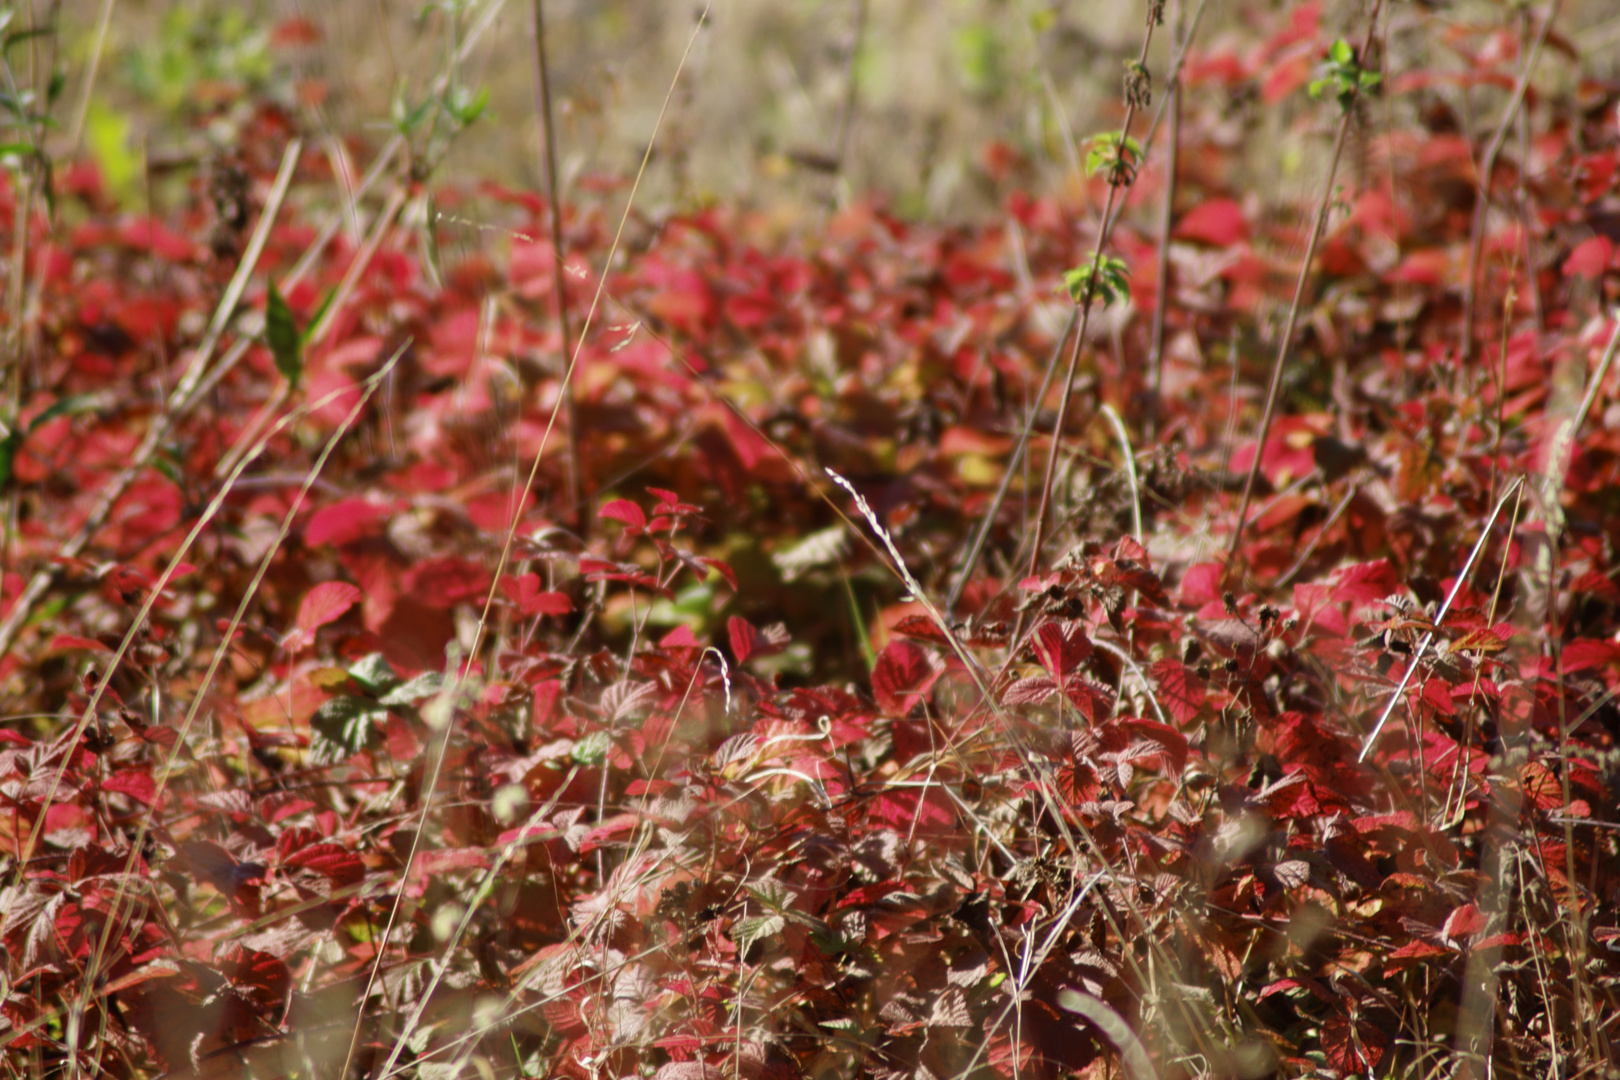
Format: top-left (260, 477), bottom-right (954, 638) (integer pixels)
top-left (102, 769), bottom-right (158, 806)
top-left (465, 488), bottom-right (535, 533)
top-left (647, 487), bottom-right (702, 515)
top-left (271, 16), bottom-right (322, 46)
top-left (181, 840), bottom-right (262, 895)
top-left (533, 679), bottom-right (562, 724)
top-left (384, 714), bottom-right (421, 762)
top-left (697, 556), bottom-right (738, 590)
top-left (871, 640), bottom-right (944, 715)
top-left (499, 573), bottom-right (573, 617)
top-left (1330, 559), bottom-right (1398, 607)
top-left (221, 947), bottom-right (292, 1012)
top-left (1115, 535), bottom-right (1152, 568)
top-left (891, 614), bottom-right (951, 644)
top-left (1560, 638), bottom-right (1620, 673)
top-left (599, 498), bottom-right (647, 532)
top-left (579, 557), bottom-right (664, 591)
top-left (1175, 197), bottom-right (1248, 247)
top-left (1150, 657), bottom-right (1206, 723)
top-left (1261, 52), bottom-right (1312, 103)
top-left (728, 616), bottom-right (758, 663)
top-left (297, 582), bottom-right (362, 635)
top-left (836, 880), bottom-right (908, 908)
top-left (1320, 1007), bottom-right (1390, 1074)
top-left (1386, 939), bottom-right (1451, 964)
top-left (1002, 674), bottom-right (1058, 706)
top-left (1294, 582), bottom-right (1347, 636)
top-left (405, 556), bottom-right (491, 608)
top-left (1563, 235), bottom-right (1614, 279)
top-left (1442, 903), bottom-right (1488, 942)
top-left (1179, 562), bottom-right (1225, 606)
top-left (718, 406), bottom-right (772, 471)
top-left (47, 634), bottom-right (110, 654)
top-left (578, 812), bottom-right (639, 854)
top-left (1474, 932), bottom-right (1524, 951)
top-left (304, 497), bottom-right (387, 547)
top-left (282, 842), bottom-right (364, 887)
top-left (99, 959), bottom-right (181, 996)
top-left (261, 792), bottom-right (316, 823)
top-left (1062, 677), bottom-right (1116, 722)
top-left (660, 624), bottom-right (700, 649)
top-left (417, 847), bottom-right (490, 876)
top-left (1122, 717), bottom-right (1189, 773)
top-left (866, 785), bottom-right (955, 832)
top-left (1031, 620), bottom-right (1091, 682)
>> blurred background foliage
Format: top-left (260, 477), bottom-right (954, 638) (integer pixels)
top-left (29, 0), bottom-right (1620, 223)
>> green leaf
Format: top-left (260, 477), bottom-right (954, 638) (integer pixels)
top-left (265, 280), bottom-right (302, 387)
top-left (1329, 39), bottom-right (1353, 66)
top-left (347, 653), bottom-right (401, 695)
top-left (731, 912), bottom-right (786, 955)
top-left (3, 27), bottom-right (55, 53)
top-left (772, 524), bottom-right (849, 583)
top-left (310, 696), bottom-right (388, 762)
top-left (380, 672), bottom-right (447, 706)
top-left (445, 85), bottom-right (489, 126)
top-left (0, 396), bottom-right (103, 489)
top-left (393, 95), bottom-right (434, 135)
top-left (300, 288), bottom-right (338, 347)
top-left (151, 454), bottom-right (182, 485)
top-left (84, 102), bottom-right (138, 204)
top-left (26, 394), bottom-right (98, 433)
top-left (1083, 130), bottom-right (1143, 183)
top-left (0, 430), bottom-right (19, 490)
top-left (1062, 256), bottom-right (1131, 309)
top-left (1062, 265), bottom-right (1093, 304)
top-left (745, 878), bottom-right (792, 910)
top-left (571, 730), bottom-right (612, 765)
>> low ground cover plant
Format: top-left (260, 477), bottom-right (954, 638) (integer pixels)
top-left (2, 2), bottom-right (1619, 1078)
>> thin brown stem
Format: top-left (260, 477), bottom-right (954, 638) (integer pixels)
top-left (830, 0), bottom-right (870, 199)
top-left (1459, 0), bottom-right (1561, 363)
top-left (532, 0), bottom-right (583, 526)
top-left (1223, 1), bottom-right (1384, 576)
top-left (1024, 17), bottom-right (1161, 582)
top-left (0, 140), bottom-right (305, 659)
top-left (1147, 0), bottom-right (1184, 438)
top-left (946, 308), bottom-right (1078, 613)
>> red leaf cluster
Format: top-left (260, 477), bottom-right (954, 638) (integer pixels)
top-left (4, 9), bottom-right (1620, 1077)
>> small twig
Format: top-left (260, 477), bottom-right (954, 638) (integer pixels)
top-left (829, 0), bottom-right (870, 199)
top-left (1568, 309), bottom-right (1620, 440)
top-left (213, 183), bottom-right (408, 480)
top-left (1146, 0), bottom-right (1185, 436)
top-left (531, 0), bottom-right (583, 525)
top-left (352, 10), bottom-right (719, 1078)
top-left (1274, 482), bottom-right (1359, 589)
top-left (1224, 2), bottom-right (1384, 575)
top-left (1358, 476), bottom-right (1524, 761)
top-left (63, 349), bottom-right (407, 1046)
top-left (64, 0), bottom-right (115, 157)
top-left (1025, 15), bottom-right (1164, 582)
top-left (1459, 0), bottom-right (1562, 363)
top-left (1099, 403), bottom-right (1143, 545)
top-left (946, 307), bottom-right (1078, 612)
top-left (0, 139), bottom-right (305, 659)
